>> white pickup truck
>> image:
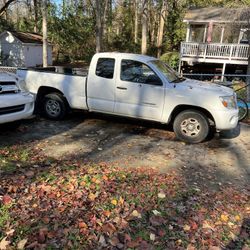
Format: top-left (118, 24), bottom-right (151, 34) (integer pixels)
top-left (0, 72), bottom-right (34, 126)
top-left (17, 52), bottom-right (239, 143)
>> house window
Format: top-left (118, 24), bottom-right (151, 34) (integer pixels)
top-left (189, 24), bottom-right (206, 43)
top-left (223, 25), bottom-right (240, 44)
top-left (211, 25), bottom-right (220, 43)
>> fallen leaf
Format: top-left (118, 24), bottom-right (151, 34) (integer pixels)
top-left (235, 215), bottom-right (241, 221)
top-left (2, 195), bottom-right (12, 205)
top-left (127, 239), bottom-right (140, 248)
top-left (79, 222), bottom-right (88, 229)
top-left (99, 235), bottom-right (106, 246)
top-left (183, 224), bottom-right (191, 231)
top-left (158, 192), bottom-right (166, 199)
top-left (152, 210), bottom-right (161, 215)
top-left (119, 196), bottom-right (124, 205)
top-left (110, 236), bottom-right (120, 246)
top-left (221, 214), bottom-right (229, 222)
top-left (88, 193), bottom-right (97, 201)
top-left (131, 210), bottom-right (142, 218)
top-left (150, 215), bottom-right (165, 226)
top-left (103, 210), bottom-right (111, 217)
top-left (150, 233), bottom-right (155, 241)
top-left (6, 229), bottom-right (15, 236)
top-left (17, 239), bottom-right (28, 250)
top-left (102, 223), bottom-right (116, 235)
top-left (111, 199), bottom-right (117, 206)
top-left (0, 237), bottom-right (10, 250)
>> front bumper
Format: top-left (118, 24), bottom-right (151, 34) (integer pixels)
top-left (0, 93), bottom-right (34, 124)
top-left (212, 108), bottom-right (239, 130)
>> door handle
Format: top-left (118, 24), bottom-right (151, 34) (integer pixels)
top-left (117, 86), bottom-right (127, 90)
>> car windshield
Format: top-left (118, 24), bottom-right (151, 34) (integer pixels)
top-left (150, 60), bottom-right (184, 83)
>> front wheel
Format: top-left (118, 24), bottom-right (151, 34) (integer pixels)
top-left (173, 110), bottom-right (210, 144)
top-left (42, 93), bottom-right (68, 120)
top-left (237, 98), bottom-right (248, 122)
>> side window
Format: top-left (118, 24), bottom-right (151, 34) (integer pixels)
top-left (121, 60), bottom-right (162, 85)
top-left (96, 58), bottom-right (115, 79)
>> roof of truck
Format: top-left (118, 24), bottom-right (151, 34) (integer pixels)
top-left (95, 52), bottom-right (157, 64)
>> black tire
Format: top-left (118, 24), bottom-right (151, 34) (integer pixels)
top-left (237, 98), bottom-right (248, 122)
top-left (42, 93), bottom-right (68, 120)
top-left (173, 110), bottom-right (210, 144)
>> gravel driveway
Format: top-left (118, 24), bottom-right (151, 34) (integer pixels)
top-left (1, 113), bottom-right (249, 190)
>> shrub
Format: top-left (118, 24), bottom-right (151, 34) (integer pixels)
top-left (160, 52), bottom-right (180, 70)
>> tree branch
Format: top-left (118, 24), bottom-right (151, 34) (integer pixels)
top-left (0, 0), bottom-right (17, 16)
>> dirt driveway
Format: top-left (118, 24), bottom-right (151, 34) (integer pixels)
top-left (1, 113), bottom-right (249, 190)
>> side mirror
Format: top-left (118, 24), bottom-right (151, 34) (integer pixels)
top-left (145, 75), bottom-right (162, 85)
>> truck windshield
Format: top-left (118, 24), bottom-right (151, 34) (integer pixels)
top-left (150, 60), bottom-right (184, 83)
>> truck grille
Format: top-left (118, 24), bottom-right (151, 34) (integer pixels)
top-left (0, 105), bottom-right (25, 115)
top-left (0, 81), bottom-right (19, 94)
top-left (0, 81), bottom-right (16, 85)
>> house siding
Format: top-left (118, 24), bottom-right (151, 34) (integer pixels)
top-left (23, 44), bottom-right (52, 67)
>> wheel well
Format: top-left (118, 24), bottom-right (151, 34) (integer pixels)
top-left (169, 105), bottom-right (215, 125)
top-left (36, 86), bottom-right (69, 111)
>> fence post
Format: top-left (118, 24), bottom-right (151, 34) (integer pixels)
top-left (221, 63), bottom-right (226, 82)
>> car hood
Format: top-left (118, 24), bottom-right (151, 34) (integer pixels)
top-left (177, 79), bottom-right (234, 96)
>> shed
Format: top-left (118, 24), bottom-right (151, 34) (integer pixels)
top-left (0, 31), bottom-right (52, 67)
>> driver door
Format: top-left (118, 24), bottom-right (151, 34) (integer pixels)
top-left (114, 59), bottom-right (165, 121)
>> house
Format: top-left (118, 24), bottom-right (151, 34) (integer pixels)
top-left (0, 31), bottom-right (52, 67)
top-left (179, 7), bottom-right (249, 76)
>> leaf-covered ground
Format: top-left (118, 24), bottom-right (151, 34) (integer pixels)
top-left (0, 141), bottom-right (249, 250)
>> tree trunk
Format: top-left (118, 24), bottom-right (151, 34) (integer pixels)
top-left (42, 0), bottom-right (48, 67)
top-left (156, 0), bottom-right (167, 58)
top-left (34, 0), bottom-right (38, 33)
top-left (141, 0), bottom-right (148, 55)
top-left (134, 0), bottom-right (138, 44)
top-left (95, 0), bottom-right (102, 53)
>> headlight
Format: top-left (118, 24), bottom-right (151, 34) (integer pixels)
top-left (17, 79), bottom-right (29, 93)
top-left (219, 95), bottom-right (237, 109)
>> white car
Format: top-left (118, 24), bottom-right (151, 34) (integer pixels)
top-left (0, 72), bottom-right (34, 125)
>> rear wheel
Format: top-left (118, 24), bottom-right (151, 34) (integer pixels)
top-left (173, 110), bottom-right (210, 143)
top-left (42, 93), bottom-right (68, 120)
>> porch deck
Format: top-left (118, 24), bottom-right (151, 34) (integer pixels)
top-left (180, 42), bottom-right (249, 65)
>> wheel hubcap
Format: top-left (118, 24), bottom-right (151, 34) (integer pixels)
top-left (46, 100), bottom-right (61, 117)
top-left (180, 118), bottom-right (201, 137)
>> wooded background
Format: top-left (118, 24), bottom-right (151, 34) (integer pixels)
top-left (0, 0), bottom-right (249, 65)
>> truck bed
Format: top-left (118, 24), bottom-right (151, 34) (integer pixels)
top-left (17, 69), bottom-right (88, 110)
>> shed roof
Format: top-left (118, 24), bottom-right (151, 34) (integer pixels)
top-left (184, 7), bottom-right (249, 23)
top-left (0, 31), bottom-right (51, 45)
top-left (11, 31), bottom-right (43, 44)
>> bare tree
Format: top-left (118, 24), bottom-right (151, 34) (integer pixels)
top-left (95, 0), bottom-right (102, 52)
top-left (141, 0), bottom-right (148, 55)
top-left (42, 0), bottom-right (48, 67)
top-left (34, 0), bottom-right (38, 33)
top-left (134, 0), bottom-right (138, 44)
top-left (156, 0), bottom-right (167, 58)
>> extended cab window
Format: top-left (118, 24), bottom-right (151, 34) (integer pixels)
top-left (121, 59), bottom-right (162, 85)
top-left (96, 58), bottom-right (115, 79)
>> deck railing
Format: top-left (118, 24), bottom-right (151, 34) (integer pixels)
top-left (181, 42), bottom-right (249, 61)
